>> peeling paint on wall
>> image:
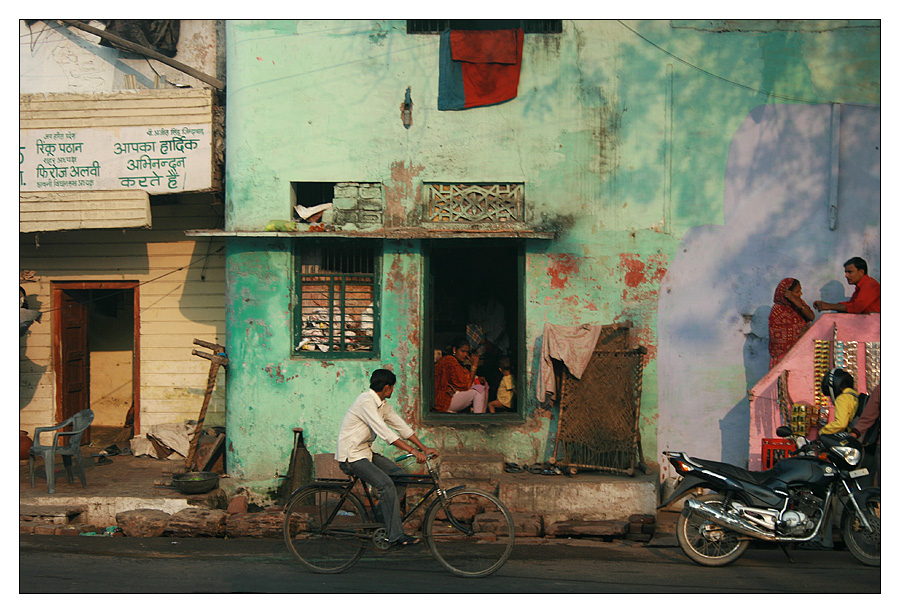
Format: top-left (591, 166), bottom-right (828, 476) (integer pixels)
top-left (547, 253), bottom-right (582, 289)
top-left (385, 161), bottom-right (424, 225)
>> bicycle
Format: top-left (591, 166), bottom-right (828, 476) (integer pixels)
top-left (282, 453), bottom-right (515, 577)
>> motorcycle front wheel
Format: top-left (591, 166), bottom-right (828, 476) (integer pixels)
top-left (841, 492), bottom-right (880, 566)
top-left (676, 494), bottom-right (749, 567)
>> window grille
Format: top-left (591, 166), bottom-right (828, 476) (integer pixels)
top-left (426, 183), bottom-right (524, 224)
top-left (407, 20), bottom-right (562, 34)
top-left (294, 245), bottom-right (378, 356)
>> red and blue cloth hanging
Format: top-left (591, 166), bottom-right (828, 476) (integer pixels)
top-left (438, 28), bottom-right (524, 110)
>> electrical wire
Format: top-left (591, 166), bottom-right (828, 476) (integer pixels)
top-left (30, 245), bottom-right (225, 316)
top-left (616, 20), bottom-right (878, 109)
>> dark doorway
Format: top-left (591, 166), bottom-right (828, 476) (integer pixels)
top-left (53, 282), bottom-right (140, 441)
top-left (425, 241), bottom-right (522, 417)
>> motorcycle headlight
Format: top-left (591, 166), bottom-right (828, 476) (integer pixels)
top-left (833, 445), bottom-right (861, 466)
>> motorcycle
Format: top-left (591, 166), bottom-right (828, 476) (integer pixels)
top-left (660, 426), bottom-right (880, 567)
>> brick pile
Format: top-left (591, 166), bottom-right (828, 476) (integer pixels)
top-left (115, 496), bottom-right (286, 538)
top-left (22, 498), bottom-right (660, 543)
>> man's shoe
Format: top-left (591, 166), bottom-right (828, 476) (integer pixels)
top-left (391, 535), bottom-right (421, 548)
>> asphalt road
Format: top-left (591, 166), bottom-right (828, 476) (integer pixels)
top-left (19, 535), bottom-right (880, 594)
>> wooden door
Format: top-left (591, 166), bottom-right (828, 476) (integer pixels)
top-left (54, 288), bottom-right (91, 444)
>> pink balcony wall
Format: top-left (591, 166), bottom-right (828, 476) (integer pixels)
top-left (747, 313), bottom-right (880, 470)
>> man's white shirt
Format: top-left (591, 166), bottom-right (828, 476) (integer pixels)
top-left (335, 389), bottom-right (415, 462)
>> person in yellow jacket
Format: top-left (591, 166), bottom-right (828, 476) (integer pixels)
top-left (816, 368), bottom-right (859, 436)
top-left (803, 367), bottom-right (860, 550)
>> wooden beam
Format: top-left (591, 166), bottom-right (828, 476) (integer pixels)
top-left (58, 20), bottom-right (225, 91)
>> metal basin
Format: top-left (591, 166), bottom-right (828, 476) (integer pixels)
top-left (170, 471), bottom-right (219, 494)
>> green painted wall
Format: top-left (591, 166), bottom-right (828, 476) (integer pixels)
top-left (224, 20), bottom-right (879, 488)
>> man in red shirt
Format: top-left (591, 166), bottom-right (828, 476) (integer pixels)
top-left (814, 257), bottom-right (880, 314)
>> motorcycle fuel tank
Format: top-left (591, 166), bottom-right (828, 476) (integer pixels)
top-left (764, 456), bottom-right (835, 496)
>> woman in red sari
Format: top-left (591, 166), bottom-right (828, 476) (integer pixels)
top-left (434, 339), bottom-right (488, 413)
top-left (768, 277), bottom-right (814, 368)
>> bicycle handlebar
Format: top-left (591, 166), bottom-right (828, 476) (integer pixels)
top-left (395, 452), bottom-right (438, 464)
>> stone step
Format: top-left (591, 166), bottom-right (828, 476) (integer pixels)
top-left (20, 504), bottom-right (87, 525)
top-left (497, 473), bottom-right (658, 520)
top-left (439, 452), bottom-right (505, 479)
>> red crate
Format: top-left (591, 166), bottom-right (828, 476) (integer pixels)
top-left (761, 438), bottom-right (795, 469)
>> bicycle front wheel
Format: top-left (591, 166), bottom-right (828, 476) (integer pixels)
top-left (423, 488), bottom-right (515, 578)
top-left (283, 485), bottom-right (368, 573)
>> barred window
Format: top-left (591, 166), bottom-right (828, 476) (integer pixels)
top-left (407, 20), bottom-right (562, 34)
top-left (294, 244), bottom-right (379, 357)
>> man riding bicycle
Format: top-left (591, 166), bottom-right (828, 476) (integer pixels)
top-left (335, 368), bottom-right (438, 548)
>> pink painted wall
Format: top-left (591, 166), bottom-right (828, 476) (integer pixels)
top-left (748, 313), bottom-right (880, 470)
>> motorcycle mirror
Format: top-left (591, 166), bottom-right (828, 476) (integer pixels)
top-left (775, 425), bottom-right (793, 437)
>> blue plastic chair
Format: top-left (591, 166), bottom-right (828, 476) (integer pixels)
top-left (28, 409), bottom-right (94, 494)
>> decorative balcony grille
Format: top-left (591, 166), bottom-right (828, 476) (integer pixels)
top-left (426, 183), bottom-right (524, 224)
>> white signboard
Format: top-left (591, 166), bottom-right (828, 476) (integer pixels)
top-left (19, 125), bottom-right (212, 194)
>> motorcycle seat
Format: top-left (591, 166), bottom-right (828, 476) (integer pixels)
top-left (691, 457), bottom-right (776, 485)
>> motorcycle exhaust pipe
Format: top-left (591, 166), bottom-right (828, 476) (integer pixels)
top-left (685, 498), bottom-right (777, 542)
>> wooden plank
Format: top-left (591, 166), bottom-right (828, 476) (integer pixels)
top-left (14, 241), bottom-right (201, 258)
top-left (142, 360), bottom-right (223, 375)
top-left (20, 106), bottom-right (212, 120)
top-left (20, 190), bottom-right (150, 202)
top-left (140, 394), bottom-right (224, 408)
top-left (200, 434), bottom-right (226, 472)
top-left (20, 89), bottom-right (213, 105)
top-left (141, 372), bottom-right (226, 387)
top-left (21, 117), bottom-right (208, 130)
top-left (140, 333), bottom-right (224, 349)
top-left (20, 96), bottom-right (212, 110)
top-left (19, 190), bottom-right (151, 232)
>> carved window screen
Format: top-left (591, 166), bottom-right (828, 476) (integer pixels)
top-left (426, 183), bottom-right (524, 224)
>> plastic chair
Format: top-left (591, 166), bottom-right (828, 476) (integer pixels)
top-left (28, 409), bottom-right (94, 494)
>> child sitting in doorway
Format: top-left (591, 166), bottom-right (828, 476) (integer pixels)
top-left (488, 357), bottom-right (516, 413)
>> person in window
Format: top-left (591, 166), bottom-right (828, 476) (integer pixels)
top-left (768, 277), bottom-right (814, 368)
top-left (434, 339), bottom-right (488, 413)
top-left (487, 357), bottom-right (516, 413)
top-left (813, 256), bottom-right (880, 314)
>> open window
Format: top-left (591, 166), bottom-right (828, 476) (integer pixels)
top-left (424, 240), bottom-right (524, 421)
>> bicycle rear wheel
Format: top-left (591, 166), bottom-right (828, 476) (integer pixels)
top-left (424, 488), bottom-right (515, 578)
top-left (283, 485), bottom-right (368, 573)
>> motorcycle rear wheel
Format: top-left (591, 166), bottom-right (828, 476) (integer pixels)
top-left (841, 493), bottom-right (880, 567)
top-left (676, 494), bottom-right (749, 567)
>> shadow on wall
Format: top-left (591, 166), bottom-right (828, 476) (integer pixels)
top-left (529, 334), bottom-right (562, 463)
top-left (19, 291), bottom-right (47, 410)
top-left (728, 304), bottom-right (770, 465)
top-left (657, 103), bottom-right (880, 469)
top-left (819, 279), bottom-right (848, 305)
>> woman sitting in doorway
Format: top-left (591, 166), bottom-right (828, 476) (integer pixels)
top-left (434, 338), bottom-right (488, 413)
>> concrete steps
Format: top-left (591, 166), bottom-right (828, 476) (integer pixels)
top-left (439, 452), bottom-right (659, 520)
top-left (19, 504), bottom-right (102, 536)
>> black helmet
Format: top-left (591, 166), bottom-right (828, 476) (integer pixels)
top-left (820, 368), bottom-right (854, 404)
